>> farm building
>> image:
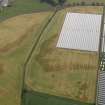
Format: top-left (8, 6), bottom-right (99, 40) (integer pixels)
top-left (57, 12), bottom-right (102, 52)
top-left (0, 0), bottom-right (9, 7)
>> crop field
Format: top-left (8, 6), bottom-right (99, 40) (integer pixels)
top-left (25, 6), bottom-right (103, 105)
top-left (0, 2), bottom-right (104, 105)
top-left (0, 11), bottom-right (53, 105)
top-left (0, 12), bottom-right (52, 51)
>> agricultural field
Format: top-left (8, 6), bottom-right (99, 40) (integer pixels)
top-left (0, 11), bottom-right (53, 105)
top-left (25, 6), bottom-right (103, 105)
top-left (0, 0), bottom-right (104, 105)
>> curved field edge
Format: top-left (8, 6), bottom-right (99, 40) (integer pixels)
top-left (0, 0), bottom-right (105, 22)
top-left (0, 0), bottom-right (52, 22)
top-left (0, 11), bottom-right (53, 105)
top-left (26, 6), bottom-right (103, 104)
top-left (23, 90), bottom-right (94, 105)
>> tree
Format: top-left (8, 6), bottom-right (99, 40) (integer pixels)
top-left (81, 1), bottom-right (85, 6)
top-left (58, 0), bottom-right (66, 6)
top-left (40, 0), bottom-right (57, 6)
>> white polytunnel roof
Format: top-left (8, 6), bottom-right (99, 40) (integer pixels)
top-left (57, 13), bottom-right (102, 52)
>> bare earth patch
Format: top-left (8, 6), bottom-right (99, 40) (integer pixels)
top-left (0, 88), bottom-right (8, 97)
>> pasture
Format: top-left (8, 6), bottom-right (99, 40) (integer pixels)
top-left (26, 6), bottom-right (102, 104)
top-left (0, 11), bottom-right (53, 105)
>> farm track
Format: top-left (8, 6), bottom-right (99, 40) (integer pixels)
top-left (21, 9), bottom-right (58, 105)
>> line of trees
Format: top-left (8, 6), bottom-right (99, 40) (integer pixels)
top-left (40, 0), bottom-right (66, 6)
top-left (40, 0), bottom-right (105, 7)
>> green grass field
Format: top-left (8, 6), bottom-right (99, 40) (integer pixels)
top-left (25, 6), bottom-right (102, 105)
top-left (52, 0), bottom-right (105, 3)
top-left (0, 0), bottom-right (51, 21)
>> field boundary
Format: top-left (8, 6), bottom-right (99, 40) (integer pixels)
top-left (21, 9), bottom-right (58, 105)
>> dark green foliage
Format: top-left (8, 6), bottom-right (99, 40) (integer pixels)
top-left (40, 0), bottom-right (57, 6)
top-left (76, 2), bottom-right (80, 6)
top-left (91, 2), bottom-right (96, 6)
top-left (40, 0), bottom-right (67, 6)
top-left (58, 0), bottom-right (66, 6)
top-left (81, 1), bottom-right (85, 6)
top-left (100, 2), bottom-right (105, 6)
top-left (72, 2), bottom-right (76, 6)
